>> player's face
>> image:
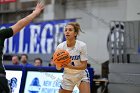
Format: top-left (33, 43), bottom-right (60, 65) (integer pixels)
top-left (64, 25), bottom-right (77, 40)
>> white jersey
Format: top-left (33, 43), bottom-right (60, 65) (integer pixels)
top-left (56, 40), bottom-right (88, 74)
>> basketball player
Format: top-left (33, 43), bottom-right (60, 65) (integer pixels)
top-left (0, 3), bottom-right (44, 93)
top-left (56, 22), bottom-right (90, 93)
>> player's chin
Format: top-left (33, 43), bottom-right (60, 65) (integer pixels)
top-left (65, 36), bottom-right (70, 39)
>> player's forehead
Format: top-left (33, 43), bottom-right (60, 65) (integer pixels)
top-left (65, 25), bottom-right (74, 29)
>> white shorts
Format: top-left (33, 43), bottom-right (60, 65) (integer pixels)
top-left (60, 69), bottom-right (90, 91)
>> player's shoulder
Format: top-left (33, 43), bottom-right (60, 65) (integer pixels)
top-left (58, 41), bottom-right (66, 46)
top-left (0, 28), bottom-right (13, 32)
top-left (76, 40), bottom-right (86, 46)
top-left (57, 41), bottom-right (66, 48)
top-left (0, 28), bottom-right (13, 38)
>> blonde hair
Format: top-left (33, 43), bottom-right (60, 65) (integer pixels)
top-left (66, 22), bottom-right (84, 38)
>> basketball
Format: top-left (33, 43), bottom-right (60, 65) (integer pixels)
top-left (53, 49), bottom-right (71, 68)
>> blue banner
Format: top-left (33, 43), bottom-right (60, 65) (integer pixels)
top-left (0, 19), bottom-right (76, 54)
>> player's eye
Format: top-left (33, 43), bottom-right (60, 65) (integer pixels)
top-left (65, 28), bottom-right (74, 32)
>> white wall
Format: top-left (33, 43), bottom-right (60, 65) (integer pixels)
top-left (65, 0), bottom-right (127, 74)
top-left (126, 0), bottom-right (140, 20)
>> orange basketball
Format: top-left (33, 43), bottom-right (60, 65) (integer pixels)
top-left (53, 49), bottom-right (71, 67)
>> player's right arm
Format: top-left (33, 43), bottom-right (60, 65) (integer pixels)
top-left (11, 3), bottom-right (44, 35)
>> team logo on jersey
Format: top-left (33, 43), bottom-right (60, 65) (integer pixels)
top-left (70, 55), bottom-right (80, 60)
top-left (28, 77), bottom-right (41, 93)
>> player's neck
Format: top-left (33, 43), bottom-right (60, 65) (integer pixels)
top-left (66, 40), bottom-right (76, 47)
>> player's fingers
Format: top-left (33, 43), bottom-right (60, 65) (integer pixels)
top-left (37, 3), bottom-right (44, 9)
top-left (56, 65), bottom-right (62, 70)
top-left (62, 64), bottom-right (67, 67)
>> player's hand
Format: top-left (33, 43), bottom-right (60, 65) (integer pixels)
top-left (56, 65), bottom-right (62, 70)
top-left (56, 63), bottom-right (69, 70)
top-left (64, 63), bottom-right (73, 69)
top-left (33, 3), bottom-right (44, 16)
top-left (56, 62), bottom-right (73, 70)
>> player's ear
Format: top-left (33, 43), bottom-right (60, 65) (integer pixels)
top-left (74, 32), bottom-right (78, 37)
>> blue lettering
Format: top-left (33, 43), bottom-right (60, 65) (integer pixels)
top-left (41, 88), bottom-right (59, 93)
top-left (52, 80), bottom-right (61, 87)
top-left (70, 55), bottom-right (80, 60)
top-left (43, 81), bottom-right (52, 86)
top-left (0, 19), bottom-right (76, 54)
